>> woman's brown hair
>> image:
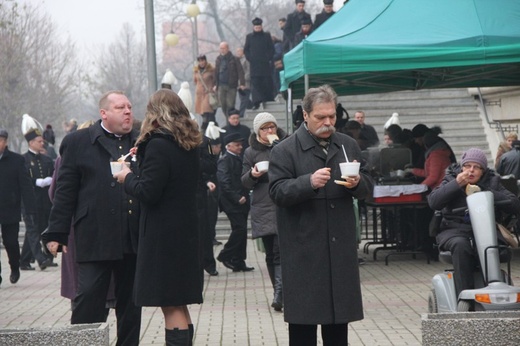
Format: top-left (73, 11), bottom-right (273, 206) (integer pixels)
top-left (137, 88), bottom-right (202, 150)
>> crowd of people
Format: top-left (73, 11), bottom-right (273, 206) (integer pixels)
top-left (191, 0), bottom-right (341, 132)
top-left (1, 1), bottom-right (520, 345)
top-left (1, 82), bottom-right (520, 345)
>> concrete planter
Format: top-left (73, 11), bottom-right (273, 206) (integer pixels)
top-left (0, 323), bottom-right (109, 346)
top-left (422, 311), bottom-right (520, 346)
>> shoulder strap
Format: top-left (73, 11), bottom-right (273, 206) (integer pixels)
top-left (198, 71), bottom-right (210, 93)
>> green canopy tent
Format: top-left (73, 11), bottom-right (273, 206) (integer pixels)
top-left (280, 0), bottom-right (520, 99)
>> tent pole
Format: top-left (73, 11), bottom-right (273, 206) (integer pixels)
top-left (287, 88), bottom-right (293, 134)
top-left (304, 74), bottom-right (309, 93)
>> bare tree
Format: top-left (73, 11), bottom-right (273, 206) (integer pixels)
top-left (84, 24), bottom-right (149, 121)
top-left (156, 0), bottom-right (293, 86)
top-left (0, 1), bottom-right (78, 152)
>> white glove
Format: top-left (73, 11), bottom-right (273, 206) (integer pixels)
top-left (36, 178), bottom-right (45, 187)
top-left (42, 176), bottom-right (53, 187)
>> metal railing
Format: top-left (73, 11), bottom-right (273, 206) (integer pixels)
top-left (476, 88), bottom-right (518, 140)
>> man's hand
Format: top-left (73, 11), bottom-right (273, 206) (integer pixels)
top-left (239, 196), bottom-right (247, 204)
top-left (46, 241), bottom-right (67, 257)
top-left (311, 167), bottom-right (331, 189)
top-left (207, 181), bottom-right (216, 192)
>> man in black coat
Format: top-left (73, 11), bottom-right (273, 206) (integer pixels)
top-left (42, 91), bottom-right (142, 346)
top-left (221, 108), bottom-right (252, 156)
top-left (244, 17), bottom-right (275, 110)
top-left (0, 129), bottom-right (37, 286)
top-left (284, 0), bottom-right (312, 52)
top-left (216, 133), bottom-right (254, 272)
top-left (314, 0), bottom-right (335, 30)
top-left (20, 128), bottom-right (55, 270)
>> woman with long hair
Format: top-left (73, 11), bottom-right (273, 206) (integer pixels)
top-left (114, 88), bottom-right (203, 345)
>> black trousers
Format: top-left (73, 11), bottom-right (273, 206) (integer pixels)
top-left (441, 235), bottom-right (476, 296)
top-left (207, 191), bottom-right (219, 241)
top-left (262, 234), bottom-right (281, 266)
top-left (0, 223), bottom-right (21, 272)
top-left (251, 76), bottom-right (274, 105)
top-left (218, 211), bottom-right (248, 263)
top-left (20, 212), bottom-right (50, 266)
top-left (198, 190), bottom-right (216, 272)
top-left (289, 323), bottom-right (348, 346)
top-left (72, 254), bottom-right (142, 346)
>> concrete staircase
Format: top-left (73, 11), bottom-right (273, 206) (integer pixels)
top-left (241, 88), bottom-right (491, 159)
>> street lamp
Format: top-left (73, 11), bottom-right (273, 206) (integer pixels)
top-left (165, 32), bottom-right (179, 47)
top-left (186, 1), bottom-right (200, 60)
top-left (165, 1), bottom-right (200, 63)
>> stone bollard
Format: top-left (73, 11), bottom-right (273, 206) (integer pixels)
top-left (422, 311), bottom-right (520, 346)
top-left (0, 323), bottom-right (109, 345)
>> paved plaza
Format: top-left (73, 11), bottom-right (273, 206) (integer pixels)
top-left (1, 239), bottom-right (520, 345)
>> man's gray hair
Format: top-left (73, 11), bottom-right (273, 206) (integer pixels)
top-left (302, 84), bottom-right (337, 114)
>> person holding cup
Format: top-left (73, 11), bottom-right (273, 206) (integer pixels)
top-left (269, 85), bottom-right (374, 345)
top-left (113, 89), bottom-right (203, 345)
top-left (241, 112), bottom-right (287, 312)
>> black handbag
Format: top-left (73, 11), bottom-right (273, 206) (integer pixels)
top-left (429, 210), bottom-right (443, 237)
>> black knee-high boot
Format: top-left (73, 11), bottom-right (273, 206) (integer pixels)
top-left (272, 265), bottom-right (283, 311)
top-left (188, 324), bottom-right (194, 346)
top-left (165, 328), bottom-right (190, 346)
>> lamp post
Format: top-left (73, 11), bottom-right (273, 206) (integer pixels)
top-left (165, 1), bottom-right (200, 63)
top-left (144, 0), bottom-right (158, 96)
top-left (186, 1), bottom-right (200, 61)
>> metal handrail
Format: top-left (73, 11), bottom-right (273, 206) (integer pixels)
top-left (476, 87), bottom-right (518, 140)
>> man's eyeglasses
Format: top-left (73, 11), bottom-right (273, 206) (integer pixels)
top-left (462, 163), bottom-right (483, 171)
top-left (260, 125), bottom-right (277, 132)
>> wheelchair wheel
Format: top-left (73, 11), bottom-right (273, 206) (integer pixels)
top-left (457, 300), bottom-right (472, 312)
top-left (428, 289), bottom-right (438, 313)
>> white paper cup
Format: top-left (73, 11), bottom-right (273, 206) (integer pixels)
top-left (340, 162), bottom-right (360, 177)
top-left (110, 161), bottom-right (130, 174)
top-left (256, 161), bottom-right (269, 173)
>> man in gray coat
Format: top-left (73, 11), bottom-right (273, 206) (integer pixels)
top-left (269, 85), bottom-right (374, 345)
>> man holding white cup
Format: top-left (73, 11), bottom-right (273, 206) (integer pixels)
top-left (269, 85), bottom-right (374, 345)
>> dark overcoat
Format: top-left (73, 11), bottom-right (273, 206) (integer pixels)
top-left (269, 125), bottom-right (374, 324)
top-left (43, 121), bottom-right (140, 262)
top-left (244, 30), bottom-right (274, 77)
top-left (23, 150), bottom-right (54, 224)
top-left (217, 152), bottom-right (250, 215)
top-left (241, 129), bottom-right (286, 239)
top-left (124, 134), bottom-right (203, 307)
top-left (0, 148), bottom-right (37, 223)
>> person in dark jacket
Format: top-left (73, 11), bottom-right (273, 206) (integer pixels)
top-left (216, 133), bottom-right (254, 272)
top-left (313, 0), bottom-right (335, 30)
top-left (269, 85), bottom-right (374, 345)
top-left (43, 91), bottom-right (142, 346)
top-left (244, 17), bottom-right (275, 110)
top-left (20, 128), bottom-right (55, 270)
top-left (114, 89), bottom-right (203, 345)
top-left (354, 110), bottom-right (379, 147)
top-left (428, 148), bottom-right (520, 297)
top-left (0, 128), bottom-right (37, 286)
top-left (293, 16), bottom-right (313, 47)
top-left (214, 42), bottom-right (245, 116)
top-left (241, 112), bottom-right (286, 311)
top-left (497, 140), bottom-right (520, 178)
top-left (284, 0), bottom-right (312, 52)
top-left (221, 108), bottom-right (252, 156)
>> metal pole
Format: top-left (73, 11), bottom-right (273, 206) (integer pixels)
top-left (193, 16), bottom-right (199, 60)
top-left (144, 0), bottom-right (158, 96)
